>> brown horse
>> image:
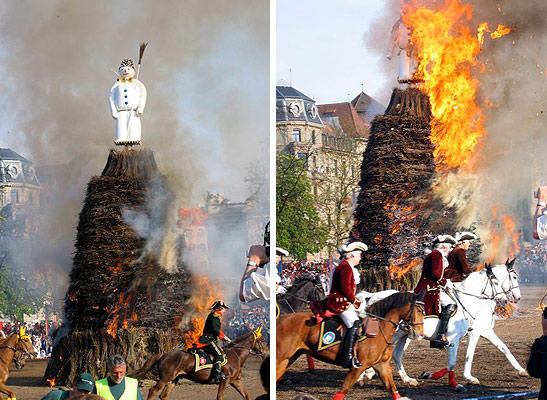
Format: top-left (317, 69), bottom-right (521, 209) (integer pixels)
top-left (130, 327), bottom-right (269, 400)
top-left (0, 328), bottom-right (37, 400)
top-left (276, 292), bottom-right (424, 400)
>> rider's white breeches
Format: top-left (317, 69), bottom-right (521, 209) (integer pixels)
top-left (340, 305), bottom-right (359, 328)
top-left (440, 289), bottom-right (456, 307)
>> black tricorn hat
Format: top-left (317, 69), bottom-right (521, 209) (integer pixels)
top-left (210, 300), bottom-right (229, 310)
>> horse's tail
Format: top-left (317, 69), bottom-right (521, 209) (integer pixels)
top-left (128, 353), bottom-right (163, 379)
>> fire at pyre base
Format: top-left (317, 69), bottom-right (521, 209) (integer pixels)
top-left (351, 88), bottom-right (457, 291)
top-left (44, 328), bottom-right (178, 387)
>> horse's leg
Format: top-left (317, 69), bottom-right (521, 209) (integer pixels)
top-left (147, 380), bottom-right (167, 400)
top-left (393, 335), bottom-right (419, 386)
top-left (229, 379), bottom-right (252, 400)
top-left (462, 328), bottom-right (482, 384)
top-left (445, 338), bottom-right (466, 392)
top-left (306, 354), bottom-right (315, 373)
top-left (215, 379), bottom-right (228, 400)
top-left (373, 361), bottom-right (404, 400)
top-left (331, 366), bottom-right (369, 400)
top-left (480, 327), bottom-right (527, 376)
top-left (159, 382), bottom-right (175, 400)
top-left (0, 382), bottom-right (16, 400)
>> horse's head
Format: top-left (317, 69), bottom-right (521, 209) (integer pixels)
top-left (16, 328), bottom-right (37, 359)
top-left (250, 327), bottom-right (269, 358)
top-left (484, 260), bottom-right (520, 304)
top-left (367, 292), bottom-right (424, 340)
top-left (402, 292), bottom-right (425, 340)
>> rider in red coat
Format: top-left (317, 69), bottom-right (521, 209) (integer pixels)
top-left (327, 241), bottom-right (367, 368)
top-left (445, 231), bottom-right (477, 283)
top-left (414, 234), bottom-right (457, 349)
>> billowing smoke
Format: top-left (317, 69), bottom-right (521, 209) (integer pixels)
top-left (0, 1), bottom-right (268, 309)
top-left (364, 1), bottom-right (547, 264)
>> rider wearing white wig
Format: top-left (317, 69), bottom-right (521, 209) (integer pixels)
top-left (326, 241), bottom-right (367, 368)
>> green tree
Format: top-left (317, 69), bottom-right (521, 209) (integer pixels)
top-left (276, 154), bottom-right (327, 259)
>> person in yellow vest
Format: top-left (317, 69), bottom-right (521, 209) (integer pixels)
top-left (94, 354), bottom-right (142, 400)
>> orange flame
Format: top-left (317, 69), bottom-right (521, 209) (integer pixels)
top-left (46, 378), bottom-right (56, 387)
top-left (402, 0), bottom-right (511, 170)
top-left (183, 275), bottom-right (223, 348)
top-left (485, 208), bottom-right (521, 262)
top-left (106, 292), bottom-right (135, 338)
top-left (389, 257), bottom-right (422, 280)
top-left (180, 207), bottom-right (208, 226)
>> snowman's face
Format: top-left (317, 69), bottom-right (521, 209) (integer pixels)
top-left (119, 66), bottom-right (135, 79)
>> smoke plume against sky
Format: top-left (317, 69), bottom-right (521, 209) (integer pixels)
top-left (0, 1), bottom-right (269, 299)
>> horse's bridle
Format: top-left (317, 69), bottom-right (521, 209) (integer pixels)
top-left (228, 331), bottom-right (267, 359)
top-left (366, 296), bottom-right (424, 341)
top-left (0, 334), bottom-right (32, 358)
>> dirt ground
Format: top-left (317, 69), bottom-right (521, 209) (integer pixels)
top-left (5, 356), bottom-right (266, 400)
top-left (277, 285), bottom-right (546, 400)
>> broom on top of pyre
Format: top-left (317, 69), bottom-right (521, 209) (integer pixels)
top-left (136, 42), bottom-right (148, 80)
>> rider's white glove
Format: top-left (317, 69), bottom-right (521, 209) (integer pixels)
top-left (224, 336), bottom-right (232, 343)
top-left (444, 280), bottom-right (454, 290)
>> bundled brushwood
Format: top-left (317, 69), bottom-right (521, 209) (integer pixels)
top-left (44, 328), bottom-right (179, 386)
top-left (351, 88), bottom-right (458, 291)
top-left (47, 148), bottom-right (191, 385)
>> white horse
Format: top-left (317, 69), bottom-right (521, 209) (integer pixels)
top-left (389, 260), bottom-right (522, 391)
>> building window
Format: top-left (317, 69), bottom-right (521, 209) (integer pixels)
top-left (292, 128), bottom-right (301, 142)
top-left (297, 153), bottom-right (308, 168)
top-left (311, 131), bottom-right (316, 144)
top-left (10, 190), bottom-right (18, 204)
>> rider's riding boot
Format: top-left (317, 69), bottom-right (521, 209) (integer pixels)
top-left (430, 304), bottom-right (456, 349)
top-left (211, 362), bottom-right (226, 384)
top-left (342, 321), bottom-right (362, 368)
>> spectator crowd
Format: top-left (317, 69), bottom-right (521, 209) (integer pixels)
top-left (224, 304), bottom-right (270, 344)
top-left (278, 261), bottom-right (332, 294)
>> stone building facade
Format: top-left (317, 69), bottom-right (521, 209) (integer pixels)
top-left (276, 84), bottom-right (384, 259)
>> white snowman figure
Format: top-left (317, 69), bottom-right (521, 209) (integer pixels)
top-left (386, 17), bottom-right (420, 84)
top-left (109, 58), bottom-right (147, 146)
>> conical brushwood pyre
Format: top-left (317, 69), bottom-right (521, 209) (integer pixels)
top-left (351, 88), bottom-right (458, 291)
top-left (44, 149), bottom-right (191, 386)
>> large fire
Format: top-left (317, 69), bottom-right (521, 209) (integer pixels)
top-left (484, 208), bottom-right (521, 263)
top-left (402, 0), bottom-right (510, 171)
top-left (183, 275), bottom-right (223, 348)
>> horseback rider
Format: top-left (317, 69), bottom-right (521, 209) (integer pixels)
top-left (445, 231), bottom-right (477, 283)
top-left (326, 241), bottom-right (368, 368)
top-left (414, 234), bottom-right (457, 349)
top-left (198, 300), bottom-right (232, 383)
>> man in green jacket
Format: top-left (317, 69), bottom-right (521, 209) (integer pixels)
top-left (95, 354), bottom-right (142, 400)
top-left (198, 300), bottom-right (231, 383)
top-left (41, 373), bottom-right (95, 400)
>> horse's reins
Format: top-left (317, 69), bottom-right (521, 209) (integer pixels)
top-left (278, 283), bottom-right (323, 313)
top-left (226, 331), bottom-right (266, 361)
top-left (449, 266), bottom-right (518, 321)
top-left (358, 298), bottom-right (423, 368)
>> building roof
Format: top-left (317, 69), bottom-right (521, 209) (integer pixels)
top-left (0, 148), bottom-right (31, 164)
top-left (317, 102), bottom-right (369, 138)
top-left (276, 86), bottom-right (314, 102)
top-left (351, 92), bottom-right (386, 125)
top-left (276, 85), bottom-right (322, 125)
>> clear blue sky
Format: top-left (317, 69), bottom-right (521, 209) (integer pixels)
top-left (277, 0), bottom-right (396, 105)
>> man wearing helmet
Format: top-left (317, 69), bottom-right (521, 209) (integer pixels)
top-left (326, 241), bottom-right (368, 368)
top-left (198, 300), bottom-right (231, 383)
top-left (415, 234), bottom-right (457, 349)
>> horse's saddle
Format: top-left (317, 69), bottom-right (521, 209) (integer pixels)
top-left (186, 348), bottom-right (227, 372)
top-left (316, 317), bottom-right (379, 352)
